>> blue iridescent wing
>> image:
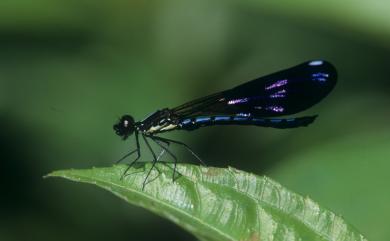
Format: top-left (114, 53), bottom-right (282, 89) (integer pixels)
top-left (173, 60), bottom-right (337, 118)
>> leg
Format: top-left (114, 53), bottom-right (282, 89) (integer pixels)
top-left (144, 148), bottom-right (166, 183)
top-left (120, 132), bottom-right (141, 179)
top-left (116, 131), bottom-right (140, 164)
top-left (151, 135), bottom-right (206, 166)
top-left (150, 137), bottom-right (179, 181)
top-left (153, 147), bottom-right (166, 172)
top-left (116, 149), bottom-right (137, 164)
top-left (142, 134), bottom-right (159, 190)
top-left (152, 140), bottom-right (181, 176)
top-left (156, 148), bottom-right (166, 161)
top-left (123, 143), bottom-right (167, 179)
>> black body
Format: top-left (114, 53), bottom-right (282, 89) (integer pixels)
top-left (113, 60), bottom-right (337, 189)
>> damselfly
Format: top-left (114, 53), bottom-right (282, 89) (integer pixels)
top-left (113, 60), bottom-right (337, 188)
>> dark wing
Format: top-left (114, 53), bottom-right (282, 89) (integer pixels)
top-left (172, 60), bottom-right (337, 118)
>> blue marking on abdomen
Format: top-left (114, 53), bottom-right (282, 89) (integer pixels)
top-left (270, 119), bottom-right (282, 123)
top-left (195, 116), bottom-right (211, 123)
top-left (214, 116), bottom-right (230, 121)
top-left (252, 118), bottom-right (265, 123)
top-left (179, 115), bottom-right (316, 131)
top-left (181, 119), bottom-right (191, 125)
top-left (233, 116), bottom-right (248, 121)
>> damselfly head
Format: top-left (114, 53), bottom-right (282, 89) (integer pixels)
top-left (113, 115), bottom-right (135, 140)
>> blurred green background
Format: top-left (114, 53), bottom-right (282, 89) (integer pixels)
top-left (1, 1), bottom-right (389, 241)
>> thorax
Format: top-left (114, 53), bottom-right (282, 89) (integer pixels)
top-left (137, 108), bottom-right (178, 134)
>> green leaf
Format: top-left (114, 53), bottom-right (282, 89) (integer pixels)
top-left (46, 164), bottom-right (367, 241)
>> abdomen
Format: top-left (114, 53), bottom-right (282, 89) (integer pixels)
top-left (178, 115), bottom-right (317, 131)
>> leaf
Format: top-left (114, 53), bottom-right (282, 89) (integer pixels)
top-left (46, 164), bottom-right (367, 241)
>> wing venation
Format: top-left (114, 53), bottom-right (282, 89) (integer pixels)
top-left (172, 60), bottom-right (337, 118)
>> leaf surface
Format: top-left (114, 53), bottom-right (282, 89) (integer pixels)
top-left (47, 164), bottom-right (367, 241)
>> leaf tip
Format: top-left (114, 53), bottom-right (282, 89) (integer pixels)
top-left (43, 170), bottom-right (62, 179)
